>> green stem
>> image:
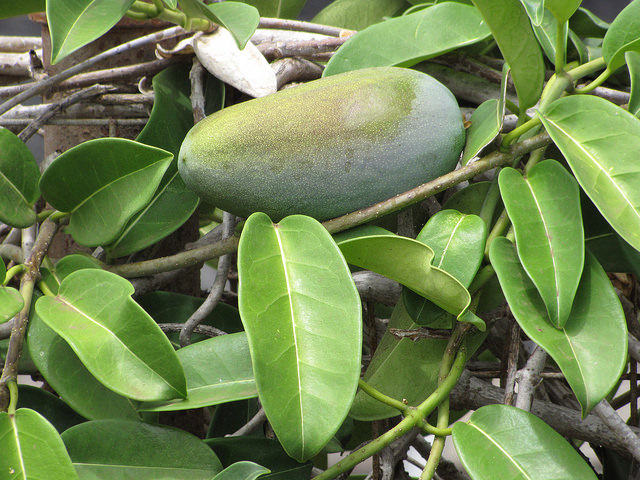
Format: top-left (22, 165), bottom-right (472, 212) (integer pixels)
top-left (358, 379), bottom-right (409, 414)
top-left (468, 264), bottom-right (496, 295)
top-left (478, 177), bottom-right (500, 229)
top-left (501, 116), bottom-right (541, 147)
top-left (523, 141), bottom-right (547, 174)
top-left (573, 66), bottom-right (612, 93)
top-left (3, 265), bottom-right (26, 286)
top-left (50, 211), bottom-right (70, 223)
top-left (7, 379), bottom-right (17, 415)
top-left (314, 348), bottom-right (468, 480)
top-left (420, 422), bottom-right (452, 437)
top-left (483, 209), bottom-right (510, 259)
top-left (567, 56), bottom-right (607, 82)
top-left (38, 280), bottom-right (55, 297)
top-left (554, 21), bottom-right (567, 74)
top-left (36, 209), bottom-right (54, 222)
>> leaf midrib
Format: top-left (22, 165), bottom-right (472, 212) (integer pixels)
top-left (466, 423), bottom-right (532, 479)
top-left (273, 225), bottom-right (306, 453)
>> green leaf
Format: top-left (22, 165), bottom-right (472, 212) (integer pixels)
top-left (338, 235), bottom-right (477, 322)
top-left (627, 51), bottom-right (640, 117)
top-left (39, 138), bottom-right (172, 246)
top-left (499, 160), bottom-right (584, 328)
top-left (520, 0), bottom-right (544, 25)
top-left (238, 213), bottom-right (362, 462)
top-left (532, 8), bottom-right (569, 65)
top-left (62, 419), bottom-right (223, 479)
top-left (0, 286), bottom-right (23, 323)
top-left (442, 181), bottom-right (494, 216)
top-left (107, 66), bottom-right (204, 258)
top-left (205, 437), bottom-right (313, 480)
top-left (0, 128), bottom-right (40, 228)
top-left (180, 0), bottom-right (259, 50)
top-left (139, 332), bottom-right (257, 412)
top-left (538, 95), bottom-right (640, 253)
top-left (0, 0), bottom-right (44, 18)
top-left (47, 0), bottom-right (135, 64)
top-left (17, 385), bottom-right (85, 433)
top-left (544, 0), bottom-right (580, 23)
top-left (471, 0), bottom-right (545, 110)
top-left (0, 408), bottom-right (79, 480)
top-left (35, 269), bottom-right (186, 402)
top-left (602, 0), bottom-right (640, 72)
top-left (569, 7), bottom-right (609, 38)
top-left (242, 0), bottom-right (306, 19)
top-left (214, 461), bottom-right (270, 480)
top-left (323, 3), bottom-right (491, 77)
top-left (27, 310), bottom-right (141, 420)
top-left (490, 238), bottom-right (627, 415)
top-left (453, 404), bottom-right (598, 479)
top-left (403, 210), bottom-right (486, 327)
top-left (312, 0), bottom-right (406, 31)
top-left (351, 300), bottom-right (487, 420)
top-left (462, 65), bottom-right (508, 164)
top-left (0, 257), bottom-right (4, 283)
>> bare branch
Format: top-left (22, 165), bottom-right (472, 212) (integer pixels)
top-left (258, 17), bottom-right (353, 37)
top-left (0, 36), bottom-right (42, 52)
top-left (593, 400), bottom-right (640, 462)
top-left (514, 346), bottom-right (547, 411)
top-left (0, 26), bottom-right (187, 115)
top-left (228, 408), bottom-right (267, 437)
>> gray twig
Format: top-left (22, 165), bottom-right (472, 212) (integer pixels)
top-left (189, 57), bottom-right (207, 123)
top-left (271, 57), bottom-right (323, 89)
top-left (0, 244), bottom-right (23, 264)
top-left (514, 346), bottom-right (547, 411)
top-left (0, 320), bottom-right (14, 340)
top-left (593, 400), bottom-right (640, 462)
top-left (0, 26), bottom-right (186, 115)
top-left (179, 212), bottom-right (236, 346)
top-left (258, 17), bottom-right (352, 37)
top-left (228, 408), bottom-right (266, 437)
top-left (502, 319), bottom-right (520, 406)
top-left (18, 84), bottom-right (114, 142)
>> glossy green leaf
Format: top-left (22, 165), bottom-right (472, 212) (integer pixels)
top-left (243, 0), bottom-right (305, 19)
top-left (627, 51), bottom-right (640, 117)
top-left (47, 0), bottom-right (135, 64)
top-left (214, 461), bottom-right (270, 480)
top-left (27, 311), bottom-right (141, 420)
top-left (108, 66), bottom-right (204, 258)
top-left (0, 408), bottom-right (79, 480)
top-left (569, 7), bottom-right (609, 38)
top-left (403, 210), bottom-right (486, 327)
top-left (39, 138), bottom-right (172, 247)
top-left (471, 0), bottom-right (545, 110)
top-left (0, 257), bottom-right (4, 283)
top-left (17, 385), bottom-right (85, 433)
top-left (602, 0), bottom-right (640, 72)
top-left (35, 269), bottom-right (186, 402)
top-left (520, 0), bottom-right (544, 25)
top-left (338, 235), bottom-right (476, 321)
top-left (0, 0), bottom-right (44, 18)
top-left (139, 332), bottom-right (257, 412)
top-left (205, 437), bottom-right (313, 480)
top-left (180, 0), bottom-right (259, 50)
top-left (351, 300), bottom-right (487, 420)
top-left (499, 160), bottom-right (584, 328)
top-left (323, 3), bottom-right (490, 76)
top-left (0, 128), bottom-right (40, 228)
top-left (538, 95), bottom-right (640, 253)
top-left (238, 213), bottom-right (362, 462)
top-left (55, 254), bottom-right (102, 281)
top-left (312, 0), bottom-right (406, 31)
top-left (442, 181), bottom-right (493, 216)
top-left (453, 404), bottom-right (598, 479)
top-left (490, 238), bottom-right (627, 415)
top-left (332, 225), bottom-right (395, 245)
top-left (462, 66), bottom-right (508, 164)
top-left (0, 286), bottom-right (23, 323)
top-left (62, 419), bottom-right (222, 479)
top-left (544, 0), bottom-right (580, 23)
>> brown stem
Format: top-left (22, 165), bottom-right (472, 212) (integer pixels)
top-left (0, 218), bottom-right (58, 411)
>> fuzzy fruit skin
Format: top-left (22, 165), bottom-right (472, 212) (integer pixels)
top-left (178, 67), bottom-right (465, 221)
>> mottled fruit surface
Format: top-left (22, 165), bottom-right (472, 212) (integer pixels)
top-left (178, 67), bottom-right (465, 221)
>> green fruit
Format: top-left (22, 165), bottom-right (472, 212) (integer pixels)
top-left (178, 67), bottom-right (464, 221)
